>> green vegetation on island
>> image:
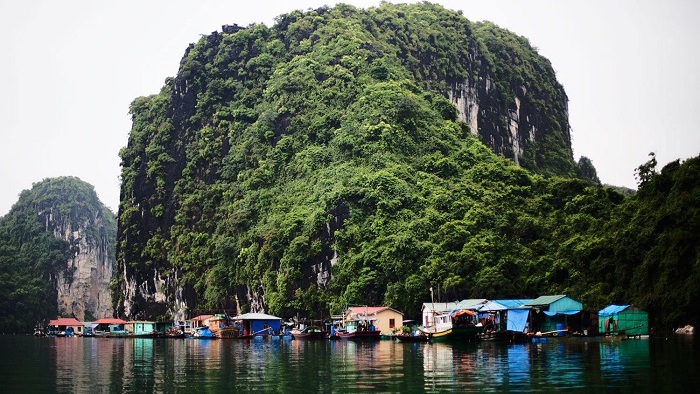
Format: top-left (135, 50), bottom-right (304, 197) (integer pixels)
top-left (0, 177), bottom-right (117, 333)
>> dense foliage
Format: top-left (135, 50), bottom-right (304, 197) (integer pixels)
top-left (116, 3), bottom-right (698, 329)
top-left (0, 177), bottom-right (116, 333)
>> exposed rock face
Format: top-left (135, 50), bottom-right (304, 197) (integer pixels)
top-left (447, 72), bottom-right (568, 171)
top-left (43, 207), bottom-right (114, 321)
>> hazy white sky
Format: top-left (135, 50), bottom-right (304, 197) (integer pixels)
top-left (2, 0), bottom-right (698, 215)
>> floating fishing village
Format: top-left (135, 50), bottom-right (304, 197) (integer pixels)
top-left (38, 294), bottom-right (669, 343)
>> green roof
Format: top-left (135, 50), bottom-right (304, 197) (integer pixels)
top-left (523, 295), bottom-right (567, 306)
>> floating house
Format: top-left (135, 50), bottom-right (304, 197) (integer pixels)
top-left (481, 299), bottom-right (533, 333)
top-left (345, 306), bottom-right (404, 336)
top-left (185, 314), bottom-right (213, 334)
top-left (233, 313), bottom-right (282, 336)
top-left (48, 317), bottom-right (83, 336)
top-left (92, 318), bottom-right (129, 336)
top-left (125, 321), bottom-right (157, 337)
top-left (598, 305), bottom-right (648, 336)
top-left (523, 295), bottom-right (583, 334)
top-left (155, 321), bottom-right (173, 333)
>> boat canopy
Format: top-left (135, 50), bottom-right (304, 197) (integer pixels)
top-left (451, 309), bottom-right (476, 317)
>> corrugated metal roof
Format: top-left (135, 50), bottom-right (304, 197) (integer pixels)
top-left (189, 314), bottom-right (213, 321)
top-left (493, 299), bottom-right (533, 309)
top-left (523, 295), bottom-right (567, 306)
top-left (347, 306), bottom-right (403, 316)
top-left (49, 318), bottom-right (83, 326)
top-left (598, 304), bottom-right (631, 317)
top-left (455, 299), bottom-right (488, 309)
top-left (478, 301), bottom-right (508, 311)
top-left (233, 313), bottom-right (282, 321)
top-left (422, 302), bottom-right (458, 313)
top-left (93, 318), bottom-right (127, 324)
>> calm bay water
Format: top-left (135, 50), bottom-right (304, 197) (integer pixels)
top-left (1, 335), bottom-right (698, 393)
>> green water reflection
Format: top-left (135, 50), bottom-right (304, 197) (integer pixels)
top-left (0, 336), bottom-right (697, 393)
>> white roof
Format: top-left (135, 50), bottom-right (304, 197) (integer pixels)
top-left (232, 313), bottom-right (282, 321)
top-left (422, 302), bottom-right (457, 313)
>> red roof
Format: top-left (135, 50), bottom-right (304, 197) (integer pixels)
top-left (348, 306), bottom-right (401, 316)
top-left (190, 314), bottom-right (213, 321)
top-left (49, 317), bottom-right (83, 326)
top-left (93, 318), bottom-right (127, 324)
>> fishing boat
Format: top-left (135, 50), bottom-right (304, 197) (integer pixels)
top-left (192, 326), bottom-right (216, 339)
top-left (419, 308), bottom-right (483, 342)
top-left (419, 310), bottom-right (453, 342)
top-left (291, 326), bottom-right (327, 340)
top-left (164, 327), bottom-right (186, 338)
top-left (395, 320), bottom-right (429, 342)
top-left (450, 308), bottom-right (484, 339)
top-left (81, 327), bottom-right (95, 337)
top-left (395, 331), bottom-right (429, 342)
top-left (207, 314), bottom-right (240, 338)
top-left (336, 318), bottom-right (381, 340)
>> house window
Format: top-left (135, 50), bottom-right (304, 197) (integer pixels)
top-left (389, 319), bottom-right (395, 328)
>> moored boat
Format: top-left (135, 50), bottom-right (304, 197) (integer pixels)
top-left (419, 308), bottom-right (483, 342)
top-left (164, 327), bottom-right (186, 338)
top-left (291, 326), bottom-right (327, 340)
top-left (192, 326), bottom-right (216, 339)
top-left (450, 309), bottom-right (484, 340)
top-left (419, 310), bottom-right (453, 342)
top-left (395, 332), bottom-right (429, 342)
top-left (336, 318), bottom-right (381, 340)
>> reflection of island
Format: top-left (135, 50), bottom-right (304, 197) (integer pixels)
top-left (50, 337), bottom-right (131, 391)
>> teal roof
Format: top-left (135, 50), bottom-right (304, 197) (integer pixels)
top-left (523, 295), bottom-right (567, 306)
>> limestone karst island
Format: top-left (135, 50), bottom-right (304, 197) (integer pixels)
top-left (1, 2), bottom-right (697, 343)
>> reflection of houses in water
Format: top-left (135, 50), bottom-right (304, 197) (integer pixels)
top-left (505, 345), bottom-right (531, 386)
top-left (423, 343), bottom-right (457, 389)
top-left (598, 339), bottom-right (650, 377)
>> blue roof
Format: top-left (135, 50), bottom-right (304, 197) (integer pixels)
top-left (598, 304), bottom-right (630, 317)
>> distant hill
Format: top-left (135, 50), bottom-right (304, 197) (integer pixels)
top-left (0, 177), bottom-right (116, 333)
